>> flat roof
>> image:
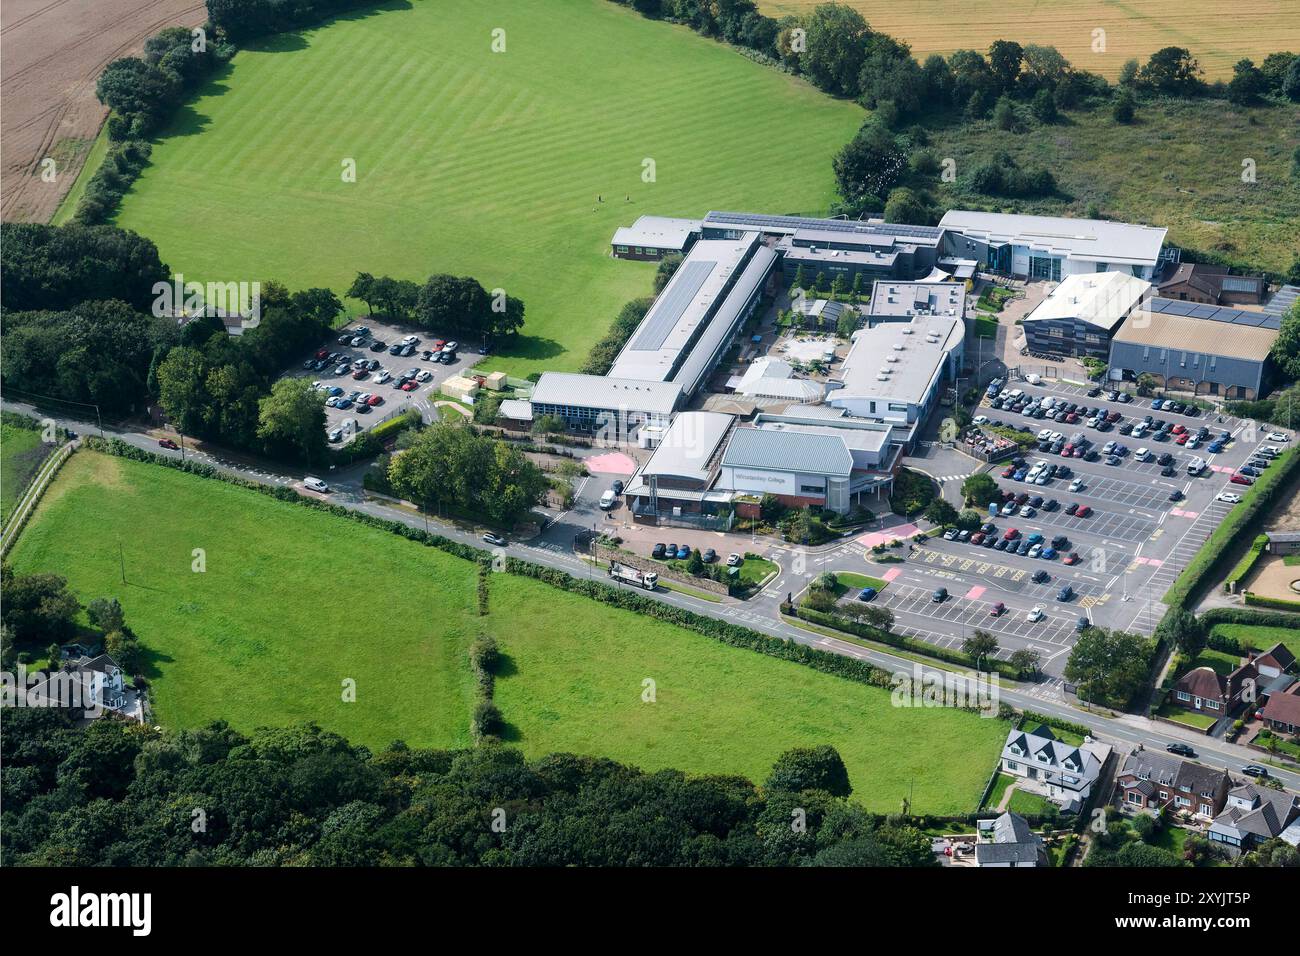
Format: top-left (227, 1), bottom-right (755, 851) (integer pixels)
top-left (832, 312), bottom-right (963, 405)
top-left (938, 210), bottom-right (1167, 266)
top-left (869, 281), bottom-right (966, 318)
top-left (705, 211), bottom-right (944, 245)
top-left (1024, 271), bottom-right (1151, 331)
top-left (757, 418), bottom-right (888, 456)
top-left (530, 372), bottom-right (682, 415)
top-left (777, 235), bottom-right (900, 268)
top-left (721, 426), bottom-right (853, 478)
top-left (1113, 306), bottom-right (1279, 362)
top-left (608, 233), bottom-right (759, 382)
top-left (638, 412), bottom-right (734, 485)
top-left (611, 215), bottom-right (700, 250)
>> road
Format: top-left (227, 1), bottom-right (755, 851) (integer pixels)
top-left (6, 398), bottom-right (1297, 793)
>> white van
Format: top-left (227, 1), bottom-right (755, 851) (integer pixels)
top-left (303, 476), bottom-right (330, 493)
top-left (1186, 457), bottom-right (1206, 476)
top-left (1025, 374), bottom-right (1042, 385)
top-left (599, 489), bottom-right (618, 510)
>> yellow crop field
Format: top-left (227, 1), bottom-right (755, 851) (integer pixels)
top-left (762, 1), bottom-right (1300, 79)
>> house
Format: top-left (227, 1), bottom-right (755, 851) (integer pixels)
top-left (1260, 684), bottom-right (1300, 736)
top-left (1208, 784), bottom-right (1300, 855)
top-left (1114, 749), bottom-right (1230, 820)
top-left (999, 724), bottom-right (1112, 812)
top-left (975, 811), bottom-right (1047, 867)
top-left (1170, 661), bottom-right (1258, 719)
top-left (1156, 262), bottom-right (1266, 306)
top-left (25, 653), bottom-right (131, 718)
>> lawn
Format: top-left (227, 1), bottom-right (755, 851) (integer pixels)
top-left (1186, 647), bottom-right (1246, 678)
top-left (1154, 702), bottom-right (1219, 730)
top-left (103, 0), bottom-right (863, 378)
top-left (926, 98), bottom-right (1300, 274)
top-left (488, 573), bottom-right (1009, 814)
top-left (7, 452), bottom-right (482, 750)
top-left (1, 421), bottom-right (50, 527)
top-left (1210, 623), bottom-right (1300, 661)
top-left (1006, 786), bottom-right (1057, 817)
top-left (762, 1), bottom-right (1300, 80)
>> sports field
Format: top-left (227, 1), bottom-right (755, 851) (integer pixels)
top-left (106, 0), bottom-right (862, 378)
top-left (488, 574), bottom-right (1009, 814)
top-left (8, 452), bottom-right (482, 749)
top-left (763, 0), bottom-right (1300, 80)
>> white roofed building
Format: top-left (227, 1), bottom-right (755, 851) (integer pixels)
top-left (1022, 271), bottom-right (1152, 359)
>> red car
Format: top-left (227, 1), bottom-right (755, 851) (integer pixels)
top-left (315, 348), bottom-right (329, 360)
top-left (971, 532), bottom-right (985, 545)
top-left (157, 438), bottom-right (179, 450)
top-left (432, 339), bottom-right (446, 349)
top-left (1076, 505), bottom-right (1093, 517)
top-left (1063, 552), bottom-right (1081, 566)
top-left (1230, 474), bottom-right (1254, 485)
top-left (352, 369), bottom-right (369, 380)
top-left (1003, 528), bottom-right (1020, 540)
top-left (1175, 433), bottom-right (1190, 445)
top-left (1171, 424), bottom-right (1186, 435)
top-left (1001, 466), bottom-right (1016, 478)
top-left (989, 601), bottom-right (1006, 616)
top-left (367, 394), bottom-right (383, 406)
top-left (401, 380), bottom-right (419, 391)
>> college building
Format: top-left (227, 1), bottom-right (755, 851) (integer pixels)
top-left (610, 216), bottom-right (701, 260)
top-left (1108, 297), bottom-right (1281, 400)
top-left (1021, 271), bottom-right (1151, 359)
top-left (938, 210), bottom-right (1168, 282)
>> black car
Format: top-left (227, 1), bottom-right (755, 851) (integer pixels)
top-left (1168, 489), bottom-right (1183, 501)
top-left (1157, 452), bottom-right (1174, 465)
top-left (932, 588), bottom-right (948, 603)
top-left (1029, 496), bottom-right (1043, 508)
top-left (612, 480), bottom-right (625, 495)
top-left (1031, 570), bottom-right (1049, 583)
top-left (1161, 466), bottom-right (1177, 477)
top-left (388, 344), bottom-right (403, 355)
top-left (1056, 466), bottom-right (1071, 479)
top-left (651, 543), bottom-right (666, 559)
top-left (1087, 386), bottom-right (1101, 397)
top-left (370, 340), bottom-right (387, 352)
top-left (1044, 499), bottom-right (1059, 511)
top-left (1166, 742), bottom-right (1196, 758)
top-left (702, 548), bottom-right (717, 563)
top-left (1051, 535), bottom-right (1069, 549)
top-left (1118, 422), bottom-right (1134, 435)
top-left (1242, 765), bottom-right (1269, 778)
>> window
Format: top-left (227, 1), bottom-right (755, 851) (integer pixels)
top-left (1006, 761), bottom-right (1020, 771)
top-left (1207, 699), bottom-right (1220, 710)
top-left (1159, 790), bottom-right (1169, 800)
top-left (1177, 691), bottom-right (1191, 701)
top-left (799, 484), bottom-right (824, 496)
top-left (1127, 792), bottom-right (1143, 804)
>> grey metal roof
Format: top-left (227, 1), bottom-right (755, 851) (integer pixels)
top-left (721, 426), bottom-right (853, 477)
top-left (704, 210), bottom-right (944, 243)
top-left (938, 210), bottom-right (1167, 266)
top-left (1114, 302), bottom-right (1279, 360)
top-left (530, 372), bottom-right (682, 415)
top-left (1263, 285), bottom-right (1299, 317)
top-left (869, 280), bottom-right (966, 318)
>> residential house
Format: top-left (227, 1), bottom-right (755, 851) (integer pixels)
top-left (1170, 661), bottom-right (1258, 719)
top-left (1208, 784), bottom-right (1300, 855)
top-left (999, 725), bottom-right (1112, 812)
top-left (1250, 641), bottom-right (1297, 682)
top-left (1156, 262), bottom-right (1266, 306)
top-left (25, 653), bottom-right (129, 717)
top-left (1114, 749), bottom-right (1231, 820)
top-left (1260, 685), bottom-right (1300, 736)
top-left (975, 811), bottom-right (1047, 867)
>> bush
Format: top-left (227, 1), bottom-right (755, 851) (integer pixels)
top-left (471, 701), bottom-right (503, 739)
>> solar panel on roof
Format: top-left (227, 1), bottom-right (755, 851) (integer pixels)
top-left (629, 260), bottom-right (715, 351)
top-left (704, 211), bottom-right (943, 240)
top-left (1189, 305), bottom-right (1218, 318)
top-left (1261, 314), bottom-right (1283, 330)
top-left (1235, 313), bottom-right (1267, 327)
top-left (1205, 311), bottom-right (1234, 323)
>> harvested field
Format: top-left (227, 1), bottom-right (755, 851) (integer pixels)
top-left (0, 0), bottom-right (205, 223)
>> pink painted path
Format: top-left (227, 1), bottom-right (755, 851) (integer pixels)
top-left (965, 585), bottom-right (986, 601)
top-left (881, 567), bottom-right (902, 582)
top-left (857, 523), bottom-right (920, 548)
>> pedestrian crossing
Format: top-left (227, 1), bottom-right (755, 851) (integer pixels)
top-left (936, 473), bottom-right (972, 483)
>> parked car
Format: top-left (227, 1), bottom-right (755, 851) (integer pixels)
top-left (1076, 505), bottom-right (1092, 517)
top-left (1069, 479), bottom-right (1084, 492)
top-left (1076, 617), bottom-right (1090, 632)
top-left (1026, 605), bottom-right (1045, 623)
top-left (1216, 492), bottom-right (1242, 503)
top-left (989, 601), bottom-right (1006, 616)
top-left (702, 548), bottom-right (716, 563)
top-left (1230, 474), bottom-right (1254, 485)
top-left (1166, 742), bottom-right (1196, 758)
top-left (727, 553), bottom-right (742, 567)
top-left (1057, 584), bottom-right (1074, 601)
top-left (652, 543), bottom-right (666, 559)
top-left (676, 545), bottom-right (691, 560)
top-left (370, 340), bottom-right (387, 352)
top-left (931, 588), bottom-right (948, 603)
top-left (1265, 432), bottom-right (1289, 442)
top-left (400, 381), bottom-right (419, 391)
top-left (1063, 552), bottom-right (1080, 566)
top-left (858, 587), bottom-right (877, 602)
top-left (1031, 569), bottom-right (1050, 584)
top-left (1065, 502), bottom-right (1078, 515)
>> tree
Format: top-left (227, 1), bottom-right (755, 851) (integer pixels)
top-left (961, 472), bottom-right (1000, 507)
top-left (1260, 52), bottom-right (1298, 95)
top-left (1112, 87), bottom-right (1136, 123)
top-left (347, 272), bottom-right (377, 314)
top-left (836, 309), bottom-right (860, 338)
top-left (962, 630), bottom-right (1000, 668)
top-left (1138, 47), bottom-right (1202, 95)
top-left (920, 53), bottom-right (955, 108)
top-left (94, 57), bottom-right (181, 138)
top-left (884, 186), bottom-right (931, 226)
top-left (1019, 44), bottom-right (1070, 94)
top-left (1285, 57), bottom-right (1300, 101)
top-left (987, 40), bottom-right (1023, 94)
top-left (801, 4), bottom-right (871, 97)
top-left (833, 121), bottom-right (910, 213)
top-left (1118, 58), bottom-right (1140, 86)
top-left (0, 567), bottom-right (80, 645)
top-left (1227, 58), bottom-right (1267, 105)
top-left (257, 377), bottom-right (326, 465)
top-left (992, 95), bottom-right (1018, 131)
top-left (1009, 648), bottom-right (1041, 677)
top-left (1136, 372), bottom-right (1159, 396)
top-left (858, 38), bottom-right (924, 116)
top-left (653, 254), bottom-right (683, 293)
top-left (1065, 628), bottom-right (1153, 708)
top-left (1158, 607), bottom-right (1205, 656)
top-left (948, 49), bottom-right (995, 109)
top-left (765, 745), bottom-right (851, 797)
top-left (1031, 86), bottom-right (1059, 123)
top-left (0, 221), bottom-right (169, 312)
top-left (955, 508), bottom-right (982, 531)
top-left (1270, 303), bottom-right (1300, 381)
top-left (86, 597), bottom-right (127, 634)
top-left (923, 497), bottom-right (958, 527)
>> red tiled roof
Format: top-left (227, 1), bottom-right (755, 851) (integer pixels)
top-left (1176, 666), bottom-right (1226, 700)
top-left (1262, 687), bottom-right (1300, 726)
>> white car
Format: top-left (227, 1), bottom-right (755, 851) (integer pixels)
top-left (1026, 374), bottom-right (1042, 385)
top-left (327, 428), bottom-right (344, 443)
top-left (1134, 447), bottom-right (1150, 462)
top-left (973, 415), bottom-right (989, 426)
top-left (302, 477), bottom-right (330, 493)
top-left (373, 370), bottom-right (390, 384)
top-left (1265, 432), bottom-right (1289, 442)
top-left (1026, 605), bottom-right (1045, 623)
top-left (402, 335), bottom-right (419, 346)
top-left (598, 489), bottom-right (617, 510)
top-left (727, 553), bottom-right (743, 567)
top-left (1216, 492), bottom-right (1242, 503)
top-left (1069, 479), bottom-right (1084, 492)
top-left (1038, 428), bottom-right (1053, 441)
top-left (1261, 445), bottom-right (1283, 456)
top-left (415, 369), bottom-right (433, 383)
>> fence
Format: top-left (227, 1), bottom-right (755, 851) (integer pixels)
top-left (1, 440), bottom-right (77, 558)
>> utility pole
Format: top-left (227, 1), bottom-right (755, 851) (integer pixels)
top-left (118, 542), bottom-right (126, 585)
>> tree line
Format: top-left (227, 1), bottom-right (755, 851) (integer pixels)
top-left (0, 715), bottom-right (938, 867)
top-left (346, 271), bottom-right (524, 344)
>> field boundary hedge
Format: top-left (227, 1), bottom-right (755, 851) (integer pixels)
top-left (1163, 447), bottom-right (1300, 609)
